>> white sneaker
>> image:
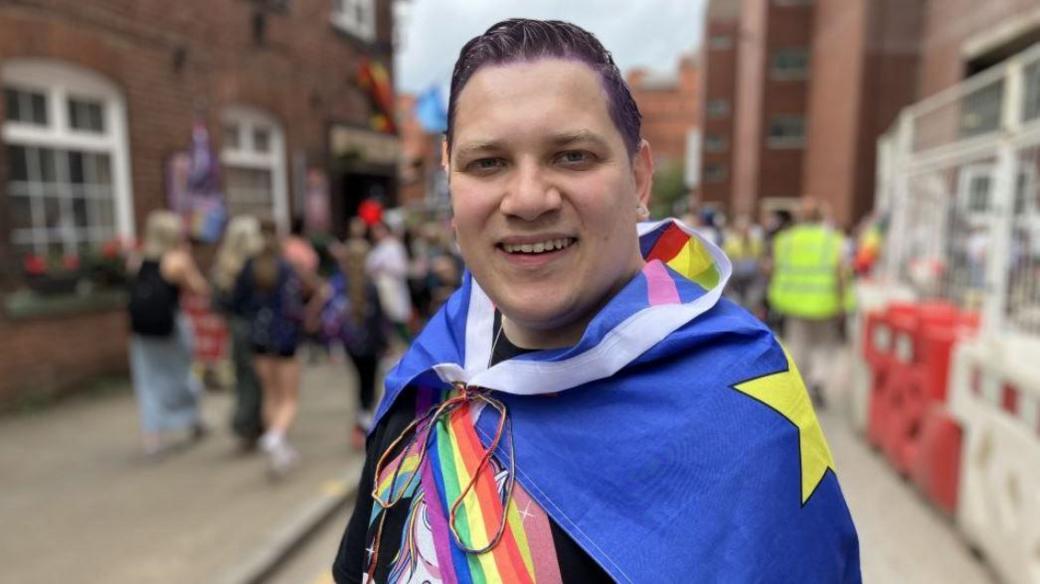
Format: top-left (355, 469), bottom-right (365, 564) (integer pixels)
top-left (268, 443), bottom-right (300, 479)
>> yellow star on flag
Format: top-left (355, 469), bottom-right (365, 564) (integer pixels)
top-left (733, 349), bottom-right (836, 505)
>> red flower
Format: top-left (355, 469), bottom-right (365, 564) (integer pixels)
top-left (23, 254), bottom-right (47, 276)
top-left (101, 239), bottom-right (121, 259)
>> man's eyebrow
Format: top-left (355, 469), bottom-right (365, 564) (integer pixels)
top-left (453, 140), bottom-right (505, 159)
top-left (548, 130), bottom-right (610, 149)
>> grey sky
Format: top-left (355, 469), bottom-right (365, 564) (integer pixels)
top-left (393, 0), bottom-right (708, 94)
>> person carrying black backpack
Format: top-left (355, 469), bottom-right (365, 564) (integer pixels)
top-left (128, 210), bottom-right (210, 457)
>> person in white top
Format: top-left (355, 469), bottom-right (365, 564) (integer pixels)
top-left (365, 221), bottom-right (413, 345)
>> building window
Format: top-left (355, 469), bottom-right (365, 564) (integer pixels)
top-left (771, 48), bottom-right (810, 80)
top-left (704, 163), bottom-right (728, 183)
top-left (767, 115), bottom-right (806, 148)
top-left (2, 60), bottom-right (133, 262)
top-left (331, 0), bottom-right (376, 42)
top-left (707, 99), bottom-right (730, 118)
top-left (708, 35), bottom-right (733, 50)
top-left (704, 134), bottom-right (729, 152)
top-left (221, 106), bottom-right (288, 229)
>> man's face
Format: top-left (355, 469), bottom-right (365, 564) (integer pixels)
top-left (448, 58), bottom-right (652, 348)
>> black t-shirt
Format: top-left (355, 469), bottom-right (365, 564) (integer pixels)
top-left (333, 314), bottom-right (613, 583)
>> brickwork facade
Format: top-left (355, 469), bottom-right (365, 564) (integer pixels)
top-left (699, 1), bottom-right (739, 209)
top-left (0, 0), bottom-right (397, 406)
top-left (803, 0), bottom-right (924, 228)
top-left (627, 55), bottom-right (700, 174)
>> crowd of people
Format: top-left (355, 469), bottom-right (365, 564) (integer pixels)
top-left (125, 207), bottom-right (462, 477)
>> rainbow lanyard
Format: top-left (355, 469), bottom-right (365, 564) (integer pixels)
top-left (367, 386), bottom-right (543, 584)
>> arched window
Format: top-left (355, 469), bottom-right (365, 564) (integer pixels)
top-left (220, 106), bottom-right (288, 230)
top-left (2, 59), bottom-right (133, 261)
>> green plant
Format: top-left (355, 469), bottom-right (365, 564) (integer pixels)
top-left (650, 160), bottom-right (689, 219)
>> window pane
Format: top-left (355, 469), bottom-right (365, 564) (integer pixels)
top-left (4, 88), bottom-right (20, 121)
top-left (225, 165), bottom-right (274, 216)
top-left (38, 148), bottom-right (57, 182)
top-left (96, 198), bottom-right (115, 227)
top-left (30, 92), bottom-right (47, 125)
top-left (7, 144), bottom-right (28, 182)
top-left (43, 195), bottom-right (61, 229)
top-left (68, 97), bottom-right (105, 133)
top-left (68, 151), bottom-right (85, 184)
top-left (223, 124), bottom-right (240, 150)
top-left (10, 195), bottom-right (33, 230)
top-left (72, 196), bottom-right (89, 228)
top-left (253, 127), bottom-right (271, 153)
top-left (89, 152), bottom-right (112, 185)
top-left (3, 88), bottom-right (48, 125)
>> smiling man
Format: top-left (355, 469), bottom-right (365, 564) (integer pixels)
top-left (334, 19), bottom-right (860, 584)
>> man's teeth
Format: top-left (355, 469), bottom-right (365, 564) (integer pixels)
top-left (503, 238), bottom-right (573, 254)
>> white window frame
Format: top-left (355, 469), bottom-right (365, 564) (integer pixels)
top-left (331, 0), bottom-right (376, 42)
top-left (2, 59), bottom-right (135, 254)
top-left (220, 105), bottom-right (289, 232)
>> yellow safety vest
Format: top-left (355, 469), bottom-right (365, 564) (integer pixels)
top-left (723, 234), bottom-right (764, 262)
top-left (768, 224), bottom-right (844, 319)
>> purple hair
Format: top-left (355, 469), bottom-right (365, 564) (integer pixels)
top-left (446, 19), bottom-right (642, 157)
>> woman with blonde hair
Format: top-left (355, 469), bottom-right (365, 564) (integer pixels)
top-left (212, 216), bottom-right (265, 450)
top-left (128, 210), bottom-right (210, 456)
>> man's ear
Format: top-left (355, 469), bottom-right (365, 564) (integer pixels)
top-left (443, 138), bottom-right (456, 230)
top-left (441, 139), bottom-right (451, 177)
top-left (634, 139), bottom-right (653, 210)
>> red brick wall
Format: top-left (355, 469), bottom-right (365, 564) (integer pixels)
top-left (0, 0), bottom-right (396, 405)
top-left (803, 0), bottom-right (923, 228)
top-left (733, 0), bottom-right (767, 216)
top-left (700, 16), bottom-right (739, 209)
top-left (755, 0), bottom-right (813, 204)
top-left (803, 0), bottom-right (868, 225)
top-left (628, 56), bottom-right (700, 169)
top-left (0, 310), bottom-right (129, 406)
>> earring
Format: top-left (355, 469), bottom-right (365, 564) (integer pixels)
top-left (636, 204), bottom-right (649, 218)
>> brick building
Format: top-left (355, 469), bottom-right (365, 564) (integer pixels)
top-left (0, 0), bottom-right (398, 406)
top-left (803, 0), bottom-right (925, 228)
top-left (627, 55), bottom-right (700, 192)
top-left (731, 0), bottom-right (814, 220)
top-left (624, 54), bottom-right (698, 216)
top-left (698, 0), bottom-right (741, 209)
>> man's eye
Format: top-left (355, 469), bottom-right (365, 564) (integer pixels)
top-left (465, 158), bottom-right (505, 173)
top-left (556, 150), bottom-right (595, 167)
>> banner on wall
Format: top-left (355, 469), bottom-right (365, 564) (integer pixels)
top-left (305, 168), bottom-right (330, 233)
top-left (166, 120), bottom-right (226, 243)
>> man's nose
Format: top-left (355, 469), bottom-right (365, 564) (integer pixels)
top-left (499, 160), bottom-right (562, 221)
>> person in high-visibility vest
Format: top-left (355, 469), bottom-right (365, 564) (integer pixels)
top-left (767, 198), bottom-right (850, 407)
top-left (723, 215), bottom-right (766, 313)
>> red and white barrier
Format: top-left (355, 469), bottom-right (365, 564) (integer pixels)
top-left (848, 281), bottom-right (915, 435)
top-left (948, 335), bottom-right (1040, 584)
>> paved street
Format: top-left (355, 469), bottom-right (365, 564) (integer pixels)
top-left (0, 358), bottom-right (365, 584)
top-left (0, 346), bottom-right (1001, 583)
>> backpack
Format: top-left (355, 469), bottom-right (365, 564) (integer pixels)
top-left (128, 261), bottom-right (177, 337)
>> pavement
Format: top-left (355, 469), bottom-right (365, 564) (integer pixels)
top-left (1, 342), bottom-right (999, 584)
top-left (0, 356), bottom-right (366, 584)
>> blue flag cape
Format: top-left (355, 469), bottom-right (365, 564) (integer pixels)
top-left (375, 219), bottom-right (861, 583)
